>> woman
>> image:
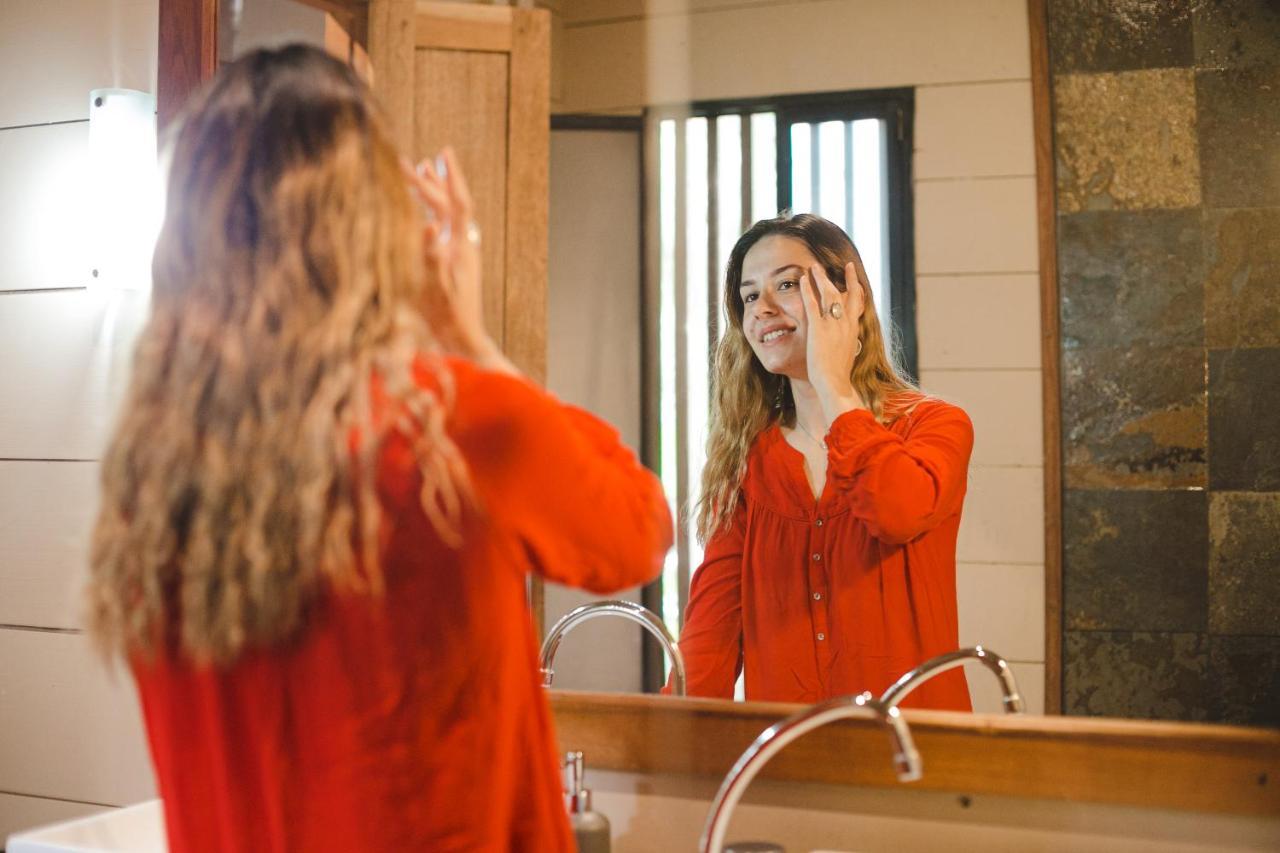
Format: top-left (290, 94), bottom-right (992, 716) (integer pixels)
top-left (675, 214), bottom-right (972, 710)
top-left (86, 45), bottom-right (671, 851)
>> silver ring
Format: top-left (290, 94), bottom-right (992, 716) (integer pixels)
top-left (465, 220), bottom-right (481, 244)
top-left (828, 302), bottom-right (844, 319)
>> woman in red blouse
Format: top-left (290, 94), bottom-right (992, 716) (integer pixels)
top-left (85, 46), bottom-right (671, 852)
top-left (677, 214), bottom-right (972, 710)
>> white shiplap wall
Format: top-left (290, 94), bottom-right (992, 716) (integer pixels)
top-left (0, 0), bottom-right (159, 841)
top-left (557, 0), bottom-right (1048, 713)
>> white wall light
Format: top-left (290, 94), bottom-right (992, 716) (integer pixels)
top-left (88, 88), bottom-right (161, 290)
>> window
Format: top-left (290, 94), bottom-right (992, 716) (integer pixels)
top-left (643, 89), bottom-right (916, 685)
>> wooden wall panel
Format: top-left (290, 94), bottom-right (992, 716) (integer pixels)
top-left (0, 462), bottom-right (100, 631)
top-left (412, 50), bottom-right (510, 342)
top-left (0, 629), bottom-right (155, 806)
top-left (0, 123), bottom-right (91, 292)
top-left (0, 290), bottom-right (149, 461)
top-left (0, 0), bottom-right (157, 130)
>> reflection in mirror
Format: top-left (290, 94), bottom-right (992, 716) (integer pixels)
top-left (211, 0), bottom-right (1280, 726)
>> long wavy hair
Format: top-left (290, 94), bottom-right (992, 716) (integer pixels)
top-left (87, 45), bottom-right (471, 665)
top-left (696, 214), bottom-right (921, 541)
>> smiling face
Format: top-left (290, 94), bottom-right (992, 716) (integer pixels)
top-left (738, 234), bottom-right (824, 381)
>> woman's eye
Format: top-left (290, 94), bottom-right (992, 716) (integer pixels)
top-left (778, 279), bottom-right (798, 290)
top-left (743, 292), bottom-right (758, 303)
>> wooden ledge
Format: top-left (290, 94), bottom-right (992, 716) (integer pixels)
top-left (550, 691), bottom-right (1280, 818)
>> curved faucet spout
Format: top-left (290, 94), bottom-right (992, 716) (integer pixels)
top-left (539, 600), bottom-right (687, 696)
top-left (699, 692), bottom-right (920, 853)
top-left (879, 646), bottom-right (1025, 714)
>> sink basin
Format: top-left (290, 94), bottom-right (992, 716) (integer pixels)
top-left (5, 800), bottom-right (166, 853)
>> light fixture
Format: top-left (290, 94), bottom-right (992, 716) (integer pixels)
top-left (87, 88), bottom-right (160, 290)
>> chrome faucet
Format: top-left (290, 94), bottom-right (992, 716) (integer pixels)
top-left (539, 600), bottom-right (687, 696)
top-left (879, 646), bottom-right (1025, 713)
top-left (699, 692), bottom-right (920, 853)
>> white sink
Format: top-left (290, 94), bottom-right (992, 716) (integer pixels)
top-left (5, 800), bottom-right (166, 853)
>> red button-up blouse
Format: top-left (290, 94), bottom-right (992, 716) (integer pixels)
top-left (677, 399), bottom-right (973, 710)
top-left (130, 359), bottom-right (673, 853)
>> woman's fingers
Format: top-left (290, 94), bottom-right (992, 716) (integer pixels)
top-left (440, 147), bottom-right (475, 224)
top-left (800, 264), bottom-right (823, 323)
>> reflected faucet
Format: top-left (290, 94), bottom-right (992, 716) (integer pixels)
top-left (879, 646), bottom-right (1025, 713)
top-left (699, 692), bottom-right (920, 853)
top-left (539, 600), bottom-right (687, 696)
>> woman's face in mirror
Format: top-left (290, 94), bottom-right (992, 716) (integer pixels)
top-left (738, 234), bottom-right (821, 381)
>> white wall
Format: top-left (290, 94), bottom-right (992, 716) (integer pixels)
top-left (556, 0), bottom-right (1047, 712)
top-left (0, 0), bottom-right (160, 841)
top-left (544, 127), bottom-right (649, 693)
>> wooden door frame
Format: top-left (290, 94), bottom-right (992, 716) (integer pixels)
top-left (1027, 0), bottom-right (1062, 716)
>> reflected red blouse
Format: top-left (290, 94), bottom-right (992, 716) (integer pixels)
top-left (677, 399), bottom-right (973, 710)
top-left (130, 359), bottom-right (672, 853)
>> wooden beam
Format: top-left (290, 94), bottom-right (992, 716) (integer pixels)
top-left (552, 691), bottom-right (1280, 818)
top-left (1027, 0), bottom-right (1063, 716)
top-left (157, 0), bottom-right (218, 131)
top-left (414, 3), bottom-right (514, 52)
top-left (368, 0), bottom-right (416, 152)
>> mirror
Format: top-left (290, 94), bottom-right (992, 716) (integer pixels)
top-left (212, 0), bottom-right (1280, 726)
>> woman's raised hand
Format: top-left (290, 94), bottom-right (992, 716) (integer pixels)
top-left (799, 261), bottom-right (867, 423)
top-left (405, 148), bottom-right (518, 375)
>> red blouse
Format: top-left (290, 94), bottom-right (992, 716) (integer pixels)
top-left (677, 399), bottom-right (973, 710)
top-left (131, 358), bottom-right (672, 853)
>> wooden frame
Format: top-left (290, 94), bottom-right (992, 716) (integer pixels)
top-left (552, 691), bottom-right (1280, 818)
top-left (1027, 0), bottom-right (1063, 715)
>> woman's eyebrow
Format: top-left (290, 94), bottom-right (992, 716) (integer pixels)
top-left (740, 264), bottom-right (805, 288)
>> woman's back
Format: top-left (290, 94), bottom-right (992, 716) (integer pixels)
top-left (133, 360), bottom-right (670, 852)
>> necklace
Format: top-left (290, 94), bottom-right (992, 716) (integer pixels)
top-left (794, 420), bottom-right (827, 451)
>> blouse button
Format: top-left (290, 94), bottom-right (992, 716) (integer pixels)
top-left (812, 553), bottom-right (821, 562)
top-left (813, 592), bottom-right (822, 601)
top-left (816, 632), bottom-right (826, 641)
top-left (815, 518), bottom-right (824, 527)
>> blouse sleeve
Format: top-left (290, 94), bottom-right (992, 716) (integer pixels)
top-left (666, 501), bottom-right (746, 699)
top-left (461, 371), bottom-right (674, 595)
top-left (825, 402), bottom-right (973, 545)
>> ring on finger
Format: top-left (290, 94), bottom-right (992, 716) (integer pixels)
top-left (465, 220), bottom-right (481, 245)
top-left (828, 302), bottom-right (844, 319)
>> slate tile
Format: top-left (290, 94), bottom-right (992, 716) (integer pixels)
top-left (1205, 208), bottom-right (1280, 349)
top-left (1065, 489), bottom-right (1208, 632)
top-left (1059, 209), bottom-right (1205, 349)
top-left (1209, 491), bottom-right (1280, 636)
top-left (1193, 0), bottom-right (1280, 70)
top-left (1197, 66), bottom-right (1280, 209)
top-left (1049, 0), bottom-right (1196, 74)
top-left (1208, 348), bottom-right (1280, 490)
top-left (1063, 346), bottom-right (1207, 488)
top-left (1054, 69), bottom-right (1201, 213)
top-left (1064, 630), bottom-right (1210, 720)
top-left (1209, 634), bottom-right (1280, 726)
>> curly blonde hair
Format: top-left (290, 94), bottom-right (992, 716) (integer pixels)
top-left (696, 214), bottom-right (921, 541)
top-left (87, 45), bottom-right (471, 665)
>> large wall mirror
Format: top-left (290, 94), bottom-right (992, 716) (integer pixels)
top-left (174, 0), bottom-right (1280, 727)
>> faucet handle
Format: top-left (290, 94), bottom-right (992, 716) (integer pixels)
top-left (563, 750), bottom-right (592, 814)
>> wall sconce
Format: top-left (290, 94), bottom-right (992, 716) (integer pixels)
top-left (88, 88), bottom-right (160, 290)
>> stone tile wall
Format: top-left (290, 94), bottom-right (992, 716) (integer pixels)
top-left (1049, 0), bottom-right (1280, 724)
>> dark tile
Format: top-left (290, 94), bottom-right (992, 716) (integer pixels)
top-left (1210, 635), bottom-right (1280, 726)
top-left (1205, 209), bottom-right (1280, 348)
top-left (1054, 69), bottom-right (1200, 213)
top-left (1209, 492), bottom-right (1280, 635)
top-left (1208, 348), bottom-right (1280, 490)
top-left (1049, 0), bottom-right (1196, 74)
top-left (1063, 347), bottom-right (1207, 488)
top-left (1059, 209), bottom-right (1205, 348)
top-left (1064, 630), bottom-right (1210, 720)
top-left (1197, 66), bottom-right (1280, 209)
top-left (1193, 0), bottom-right (1280, 70)
top-left (1065, 489), bottom-right (1208, 632)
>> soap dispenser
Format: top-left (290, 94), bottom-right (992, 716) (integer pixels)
top-left (563, 751), bottom-right (610, 853)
